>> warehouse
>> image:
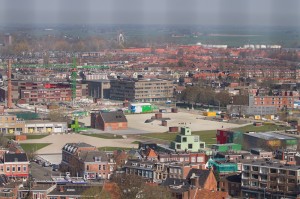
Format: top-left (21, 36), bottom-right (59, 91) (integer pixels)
top-left (243, 132), bottom-right (298, 151)
top-left (91, 110), bottom-right (128, 131)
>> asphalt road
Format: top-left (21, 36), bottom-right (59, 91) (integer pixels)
top-left (30, 162), bottom-right (62, 181)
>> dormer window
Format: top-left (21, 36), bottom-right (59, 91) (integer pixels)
top-left (94, 157), bottom-right (101, 162)
top-left (147, 165), bottom-right (153, 169)
top-left (132, 163), bottom-right (137, 166)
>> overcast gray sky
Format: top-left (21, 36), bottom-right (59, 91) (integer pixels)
top-left (0, 0), bottom-right (299, 26)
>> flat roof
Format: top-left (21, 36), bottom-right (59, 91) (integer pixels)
top-left (245, 132), bottom-right (297, 140)
top-left (243, 160), bottom-right (300, 170)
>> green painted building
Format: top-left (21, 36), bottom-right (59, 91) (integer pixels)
top-left (206, 158), bottom-right (238, 174)
top-left (170, 127), bottom-right (205, 152)
top-left (211, 143), bottom-right (242, 152)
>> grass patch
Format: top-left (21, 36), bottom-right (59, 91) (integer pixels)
top-left (141, 131), bottom-right (216, 145)
top-left (26, 134), bottom-right (49, 139)
top-left (20, 143), bottom-right (51, 153)
top-left (140, 124), bottom-right (290, 145)
top-left (193, 130), bottom-right (217, 145)
top-left (98, 147), bottom-right (134, 151)
top-left (83, 133), bottom-right (123, 139)
top-left (233, 124), bottom-right (290, 133)
top-left (131, 141), bottom-right (140, 144)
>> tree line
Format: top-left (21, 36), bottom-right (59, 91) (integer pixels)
top-left (177, 86), bottom-right (231, 108)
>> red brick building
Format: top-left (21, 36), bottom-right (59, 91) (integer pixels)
top-left (91, 111), bottom-right (127, 131)
top-left (1, 153), bottom-right (29, 179)
top-left (252, 91), bottom-right (300, 110)
top-left (61, 143), bottom-right (115, 180)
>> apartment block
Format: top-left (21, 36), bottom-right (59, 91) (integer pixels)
top-left (241, 161), bottom-right (300, 199)
top-left (0, 81), bottom-right (88, 104)
top-left (110, 78), bottom-right (173, 102)
top-left (251, 92), bottom-right (300, 110)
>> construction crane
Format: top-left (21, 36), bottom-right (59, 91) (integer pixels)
top-left (71, 57), bottom-right (77, 105)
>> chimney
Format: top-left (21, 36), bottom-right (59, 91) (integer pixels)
top-left (7, 59), bottom-right (12, 109)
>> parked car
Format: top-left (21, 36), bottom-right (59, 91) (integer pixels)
top-left (52, 164), bottom-right (59, 171)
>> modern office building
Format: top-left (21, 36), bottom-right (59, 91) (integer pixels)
top-left (86, 79), bottom-right (111, 99)
top-left (110, 78), bottom-right (173, 102)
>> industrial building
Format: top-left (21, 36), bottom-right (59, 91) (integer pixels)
top-left (243, 132), bottom-right (298, 151)
top-left (91, 110), bottom-right (128, 131)
top-left (110, 78), bottom-right (173, 102)
top-left (241, 161), bottom-right (300, 199)
top-left (211, 143), bottom-right (242, 152)
top-left (0, 114), bottom-right (67, 134)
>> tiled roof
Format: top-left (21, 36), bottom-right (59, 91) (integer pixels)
top-left (78, 150), bottom-right (108, 162)
top-left (4, 153), bottom-right (28, 163)
top-left (194, 189), bottom-right (228, 199)
top-left (186, 169), bottom-right (211, 187)
top-left (100, 111), bottom-right (127, 123)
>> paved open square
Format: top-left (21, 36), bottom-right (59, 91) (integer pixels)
top-left (126, 112), bottom-right (245, 133)
top-left (19, 134), bottom-right (137, 154)
top-left (79, 112), bottom-right (246, 134)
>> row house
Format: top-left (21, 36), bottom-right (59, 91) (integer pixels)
top-left (158, 152), bottom-right (207, 164)
top-left (60, 143), bottom-right (115, 180)
top-left (123, 160), bottom-right (203, 183)
top-left (0, 153), bottom-right (29, 179)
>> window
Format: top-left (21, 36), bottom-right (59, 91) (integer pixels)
top-left (17, 166), bottom-right (21, 172)
top-left (188, 144), bottom-right (193, 149)
top-left (6, 166), bottom-right (10, 172)
top-left (86, 165), bottom-right (90, 171)
top-left (176, 144), bottom-right (181, 149)
top-left (23, 166), bottom-right (27, 172)
top-left (99, 165), bottom-right (101, 170)
top-left (197, 157), bottom-right (204, 162)
top-left (103, 165), bottom-right (106, 170)
top-left (191, 157), bottom-right (196, 163)
top-left (182, 137), bottom-right (187, 142)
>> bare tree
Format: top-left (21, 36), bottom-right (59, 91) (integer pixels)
top-left (111, 173), bottom-right (145, 199)
top-left (48, 110), bottom-right (68, 122)
top-left (138, 185), bottom-right (174, 199)
top-left (81, 186), bottom-right (111, 199)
